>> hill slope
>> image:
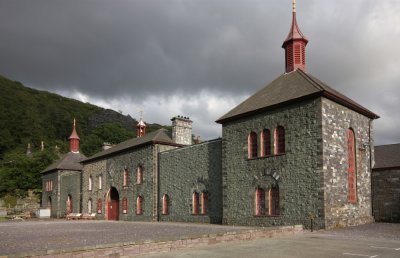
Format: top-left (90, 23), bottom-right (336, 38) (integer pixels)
top-left (0, 74), bottom-right (168, 197)
top-left (0, 74), bottom-right (168, 157)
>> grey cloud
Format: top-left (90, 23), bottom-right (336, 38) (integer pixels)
top-left (0, 0), bottom-right (399, 144)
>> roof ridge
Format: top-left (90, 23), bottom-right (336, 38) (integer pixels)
top-left (296, 69), bottom-right (325, 91)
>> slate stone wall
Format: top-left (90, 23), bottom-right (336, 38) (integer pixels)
top-left (59, 170), bottom-right (81, 217)
top-left (372, 168), bottom-right (400, 222)
top-left (159, 139), bottom-right (223, 224)
top-left (41, 171), bottom-right (59, 218)
top-left (82, 144), bottom-right (176, 221)
top-left (221, 99), bottom-right (324, 229)
top-left (321, 98), bottom-right (374, 229)
top-left (42, 170), bottom-right (81, 218)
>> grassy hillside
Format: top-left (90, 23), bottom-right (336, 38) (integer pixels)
top-left (0, 74), bottom-right (167, 197)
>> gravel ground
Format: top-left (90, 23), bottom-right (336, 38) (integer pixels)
top-left (0, 220), bottom-right (253, 255)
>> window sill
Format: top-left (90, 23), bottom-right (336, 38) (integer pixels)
top-left (247, 153), bottom-right (286, 161)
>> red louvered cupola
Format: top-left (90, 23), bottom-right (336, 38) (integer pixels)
top-left (282, 0), bottom-right (308, 73)
top-left (69, 119), bottom-right (80, 153)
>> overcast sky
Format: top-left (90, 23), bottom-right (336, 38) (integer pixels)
top-left (0, 0), bottom-right (399, 145)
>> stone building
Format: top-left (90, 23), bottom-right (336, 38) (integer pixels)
top-left (42, 1), bottom-right (379, 229)
top-left (41, 120), bottom-right (86, 218)
top-left (372, 144), bottom-right (400, 222)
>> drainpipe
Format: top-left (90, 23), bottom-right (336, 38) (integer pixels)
top-left (368, 119), bottom-right (373, 218)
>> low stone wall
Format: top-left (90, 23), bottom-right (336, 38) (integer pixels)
top-left (13, 225), bottom-right (303, 258)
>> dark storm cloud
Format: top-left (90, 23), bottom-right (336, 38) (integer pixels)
top-left (0, 0), bottom-right (399, 144)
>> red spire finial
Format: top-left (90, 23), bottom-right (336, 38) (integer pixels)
top-left (282, 0), bottom-right (308, 73)
top-left (69, 118), bottom-right (80, 153)
top-left (136, 109), bottom-right (146, 138)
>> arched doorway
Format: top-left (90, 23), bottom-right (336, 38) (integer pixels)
top-left (66, 195), bottom-right (73, 214)
top-left (106, 187), bottom-right (120, 220)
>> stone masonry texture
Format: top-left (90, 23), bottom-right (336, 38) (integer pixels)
top-left (372, 168), bottom-right (400, 222)
top-left (82, 144), bottom-right (176, 221)
top-left (41, 170), bottom-right (81, 218)
top-left (221, 99), bottom-right (324, 229)
top-left (159, 139), bottom-right (222, 224)
top-left (321, 98), bottom-right (374, 229)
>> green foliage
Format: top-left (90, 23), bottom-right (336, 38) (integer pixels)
top-left (0, 74), bottom-right (170, 198)
top-left (0, 150), bottom-right (57, 197)
top-left (2, 195), bottom-right (17, 208)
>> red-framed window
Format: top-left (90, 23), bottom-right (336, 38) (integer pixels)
top-left (192, 192), bottom-right (199, 215)
top-left (347, 129), bottom-right (357, 203)
top-left (255, 188), bottom-right (265, 216)
top-left (162, 194), bottom-right (169, 215)
top-left (269, 186), bottom-right (280, 216)
top-left (201, 192), bottom-right (208, 215)
top-left (97, 198), bottom-right (102, 214)
top-left (136, 166), bottom-right (143, 184)
top-left (275, 126), bottom-right (285, 154)
top-left (122, 197), bottom-right (128, 214)
top-left (123, 169), bottom-right (129, 187)
top-left (248, 132), bottom-right (258, 158)
top-left (262, 129), bottom-right (271, 156)
top-left (136, 195), bottom-right (143, 215)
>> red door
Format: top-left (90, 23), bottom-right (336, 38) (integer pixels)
top-left (107, 200), bottom-right (119, 220)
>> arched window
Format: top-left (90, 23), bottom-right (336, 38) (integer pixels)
top-left (201, 192), bottom-right (208, 215)
top-left (98, 175), bottom-right (102, 190)
top-left (136, 166), bottom-right (143, 184)
top-left (97, 198), bottom-right (102, 214)
top-left (123, 169), bottom-right (129, 187)
top-left (88, 199), bottom-right (92, 214)
top-left (66, 195), bottom-right (73, 214)
top-left (122, 197), bottom-right (128, 214)
top-left (192, 192), bottom-right (199, 215)
top-left (262, 129), bottom-right (271, 156)
top-left (248, 132), bottom-right (258, 158)
top-left (255, 188), bottom-right (265, 216)
top-left (162, 194), bottom-right (169, 215)
top-left (347, 129), bottom-right (357, 203)
top-left (136, 195), bottom-right (143, 215)
top-left (269, 186), bottom-right (280, 216)
top-left (88, 176), bottom-right (92, 191)
top-left (275, 126), bottom-right (285, 154)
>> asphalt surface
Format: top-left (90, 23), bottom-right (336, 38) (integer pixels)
top-left (0, 220), bottom-right (253, 255)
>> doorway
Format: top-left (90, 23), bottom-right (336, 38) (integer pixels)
top-left (106, 187), bottom-right (120, 220)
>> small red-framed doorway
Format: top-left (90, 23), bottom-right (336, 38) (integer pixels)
top-left (105, 187), bottom-right (120, 220)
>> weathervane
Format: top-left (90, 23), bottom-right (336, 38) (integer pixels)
top-left (138, 107), bottom-right (143, 120)
top-left (293, 0), bottom-right (296, 13)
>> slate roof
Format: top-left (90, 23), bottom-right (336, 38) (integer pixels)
top-left (216, 69), bottom-right (379, 123)
top-left (82, 129), bottom-right (179, 163)
top-left (42, 152), bottom-right (87, 174)
top-left (374, 143), bottom-right (400, 170)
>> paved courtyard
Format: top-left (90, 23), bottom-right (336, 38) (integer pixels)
top-left (139, 223), bottom-right (400, 258)
top-left (0, 221), bottom-right (399, 257)
top-left (0, 220), bottom-right (255, 256)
